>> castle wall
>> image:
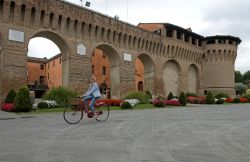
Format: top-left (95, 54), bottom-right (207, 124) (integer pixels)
top-left (0, 0), bottom-right (241, 102)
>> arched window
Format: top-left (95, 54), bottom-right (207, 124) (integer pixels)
top-left (138, 81), bottom-right (143, 91)
top-left (9, 1), bottom-right (15, 20)
top-left (20, 4), bottom-right (26, 23)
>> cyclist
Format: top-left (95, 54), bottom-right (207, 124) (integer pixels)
top-left (81, 75), bottom-right (101, 118)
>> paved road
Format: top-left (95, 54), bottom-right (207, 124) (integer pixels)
top-left (1, 104), bottom-right (250, 162)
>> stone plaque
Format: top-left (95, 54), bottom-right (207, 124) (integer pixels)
top-left (77, 43), bottom-right (86, 55)
top-left (8, 29), bottom-right (25, 43)
top-left (124, 53), bottom-right (132, 61)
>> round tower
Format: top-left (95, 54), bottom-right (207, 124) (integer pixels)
top-left (201, 36), bottom-right (241, 97)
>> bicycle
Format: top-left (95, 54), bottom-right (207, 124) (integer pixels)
top-left (63, 97), bottom-right (110, 124)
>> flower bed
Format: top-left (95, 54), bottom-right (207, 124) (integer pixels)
top-left (1, 103), bottom-right (15, 112)
top-left (186, 96), bottom-right (206, 104)
top-left (239, 98), bottom-right (248, 103)
top-left (224, 98), bottom-right (234, 103)
top-left (125, 99), bottom-right (140, 107)
top-left (152, 99), bottom-right (182, 107)
top-left (164, 99), bottom-right (181, 106)
top-left (152, 100), bottom-right (165, 107)
top-left (96, 99), bottom-right (124, 106)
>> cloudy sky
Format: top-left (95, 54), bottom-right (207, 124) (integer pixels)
top-left (28, 0), bottom-right (250, 73)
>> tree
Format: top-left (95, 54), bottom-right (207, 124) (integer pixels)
top-left (243, 71), bottom-right (250, 84)
top-left (167, 92), bottom-right (174, 100)
top-left (14, 86), bottom-right (32, 112)
top-left (235, 83), bottom-right (247, 96)
top-left (4, 89), bottom-right (16, 103)
top-left (206, 91), bottom-right (214, 104)
top-left (179, 92), bottom-right (187, 106)
top-left (235, 71), bottom-right (243, 83)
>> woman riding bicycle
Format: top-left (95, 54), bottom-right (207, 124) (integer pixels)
top-left (81, 75), bottom-right (101, 118)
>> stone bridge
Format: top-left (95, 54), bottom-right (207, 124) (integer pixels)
top-left (0, 0), bottom-right (241, 101)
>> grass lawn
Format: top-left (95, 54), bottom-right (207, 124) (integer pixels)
top-left (14, 104), bottom-right (155, 114)
top-left (14, 103), bottom-right (190, 115)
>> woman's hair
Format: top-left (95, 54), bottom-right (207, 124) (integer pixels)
top-left (91, 75), bottom-right (97, 82)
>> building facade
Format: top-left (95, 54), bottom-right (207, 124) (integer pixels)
top-left (0, 0), bottom-right (241, 102)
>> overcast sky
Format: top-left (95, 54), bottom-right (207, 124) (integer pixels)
top-left (27, 0), bottom-right (250, 73)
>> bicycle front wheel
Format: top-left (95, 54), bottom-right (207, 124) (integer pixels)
top-left (95, 104), bottom-right (110, 122)
top-left (63, 105), bottom-right (83, 124)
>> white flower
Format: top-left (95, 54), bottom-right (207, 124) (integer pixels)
top-left (42, 100), bottom-right (58, 108)
top-left (125, 99), bottom-right (140, 107)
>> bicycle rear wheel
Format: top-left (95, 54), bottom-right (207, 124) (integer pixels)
top-left (95, 104), bottom-right (110, 122)
top-left (63, 105), bottom-right (83, 124)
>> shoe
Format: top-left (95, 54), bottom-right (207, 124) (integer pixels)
top-left (87, 112), bottom-right (94, 118)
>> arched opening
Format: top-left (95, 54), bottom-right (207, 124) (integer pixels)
top-left (135, 54), bottom-right (155, 96)
top-left (188, 64), bottom-right (199, 94)
top-left (163, 60), bottom-right (181, 96)
top-left (27, 31), bottom-right (69, 98)
top-left (138, 81), bottom-right (143, 91)
top-left (0, 0), bottom-right (4, 18)
top-left (9, 1), bottom-right (15, 21)
top-left (91, 44), bottom-right (120, 99)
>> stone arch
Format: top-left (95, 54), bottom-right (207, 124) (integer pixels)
top-left (163, 60), bottom-right (181, 96)
top-left (135, 53), bottom-right (155, 96)
top-left (187, 64), bottom-right (199, 94)
top-left (91, 43), bottom-right (121, 99)
top-left (27, 30), bottom-right (71, 87)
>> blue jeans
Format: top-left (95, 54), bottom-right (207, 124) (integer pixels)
top-left (83, 95), bottom-right (99, 113)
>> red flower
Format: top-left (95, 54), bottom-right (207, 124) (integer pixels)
top-left (1, 103), bottom-right (15, 112)
top-left (225, 98), bottom-right (234, 103)
top-left (96, 99), bottom-right (124, 106)
top-left (164, 100), bottom-right (181, 106)
top-left (239, 98), bottom-right (248, 103)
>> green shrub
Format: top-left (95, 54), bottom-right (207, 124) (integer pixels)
top-left (124, 91), bottom-right (149, 104)
top-left (206, 91), bottom-right (214, 104)
top-left (241, 94), bottom-right (250, 101)
top-left (215, 93), bottom-right (229, 99)
top-left (185, 92), bottom-right (197, 97)
top-left (43, 87), bottom-right (78, 107)
top-left (215, 98), bottom-right (224, 104)
top-left (14, 86), bottom-right (32, 112)
top-left (37, 102), bottom-right (49, 109)
top-left (120, 101), bottom-right (132, 109)
top-left (167, 92), bottom-right (174, 100)
top-left (5, 89), bottom-right (16, 103)
top-left (145, 90), bottom-right (152, 99)
top-left (179, 92), bottom-right (187, 106)
top-left (233, 98), bottom-right (240, 103)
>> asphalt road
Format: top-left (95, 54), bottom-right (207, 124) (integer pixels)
top-left (1, 104), bottom-right (250, 162)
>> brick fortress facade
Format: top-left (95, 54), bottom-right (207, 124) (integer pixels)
top-left (0, 0), bottom-right (241, 102)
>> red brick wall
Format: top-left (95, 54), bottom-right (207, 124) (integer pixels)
top-left (135, 58), bottom-right (144, 90)
top-left (27, 61), bottom-right (46, 85)
top-left (91, 49), bottom-right (111, 88)
top-left (46, 57), bottom-right (62, 88)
